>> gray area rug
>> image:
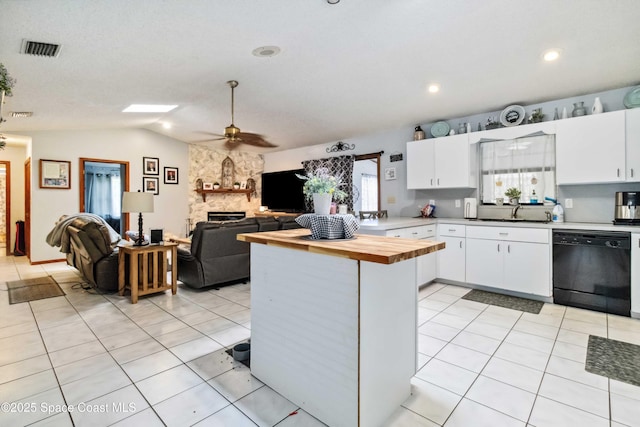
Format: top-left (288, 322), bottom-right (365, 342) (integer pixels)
top-left (461, 289), bottom-right (544, 314)
top-left (586, 335), bottom-right (640, 387)
top-left (7, 276), bottom-right (65, 304)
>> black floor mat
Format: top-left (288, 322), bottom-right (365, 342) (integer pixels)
top-left (586, 335), bottom-right (640, 387)
top-left (461, 289), bottom-right (544, 314)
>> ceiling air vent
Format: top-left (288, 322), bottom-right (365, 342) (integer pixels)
top-left (11, 112), bottom-right (33, 118)
top-left (21, 39), bottom-right (61, 57)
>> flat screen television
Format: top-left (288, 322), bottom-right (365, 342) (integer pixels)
top-left (261, 169), bottom-right (307, 212)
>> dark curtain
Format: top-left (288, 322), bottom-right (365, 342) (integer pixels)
top-left (302, 155), bottom-right (355, 212)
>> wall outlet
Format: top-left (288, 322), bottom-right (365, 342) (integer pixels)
top-left (565, 198), bottom-right (573, 209)
top-left (429, 199), bottom-right (435, 205)
top-left (455, 199), bottom-right (461, 208)
top-left (387, 196), bottom-right (396, 204)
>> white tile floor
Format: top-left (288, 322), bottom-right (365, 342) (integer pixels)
top-left (1, 255), bottom-right (640, 426)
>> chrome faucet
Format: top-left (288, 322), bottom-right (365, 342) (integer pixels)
top-left (511, 204), bottom-right (522, 219)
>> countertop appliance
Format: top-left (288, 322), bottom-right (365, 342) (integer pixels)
top-left (553, 230), bottom-right (630, 316)
top-left (614, 191), bottom-right (640, 225)
top-left (464, 198), bottom-right (477, 219)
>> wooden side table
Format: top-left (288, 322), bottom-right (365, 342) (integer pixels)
top-left (118, 243), bottom-right (178, 304)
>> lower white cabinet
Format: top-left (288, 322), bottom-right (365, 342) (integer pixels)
top-left (631, 234), bottom-right (640, 316)
top-left (466, 226), bottom-right (551, 297)
top-left (363, 223), bottom-right (437, 287)
top-left (436, 224), bottom-right (466, 283)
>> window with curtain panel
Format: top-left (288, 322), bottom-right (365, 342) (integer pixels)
top-left (480, 133), bottom-right (556, 204)
top-left (360, 173), bottom-right (378, 211)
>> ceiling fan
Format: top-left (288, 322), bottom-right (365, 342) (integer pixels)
top-left (201, 80), bottom-right (277, 150)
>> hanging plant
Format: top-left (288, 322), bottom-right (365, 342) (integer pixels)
top-left (0, 63), bottom-right (16, 96)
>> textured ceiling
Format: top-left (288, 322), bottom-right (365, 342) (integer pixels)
top-left (1, 0), bottom-right (639, 151)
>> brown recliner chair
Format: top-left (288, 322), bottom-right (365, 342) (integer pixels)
top-left (48, 215), bottom-right (122, 292)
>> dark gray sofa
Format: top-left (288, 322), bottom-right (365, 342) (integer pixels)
top-left (177, 216), bottom-right (300, 289)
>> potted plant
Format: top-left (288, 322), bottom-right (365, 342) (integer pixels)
top-left (213, 182), bottom-right (220, 189)
top-left (0, 63), bottom-right (16, 97)
top-left (233, 181), bottom-right (241, 189)
top-left (504, 187), bottom-right (522, 205)
top-left (296, 169), bottom-right (347, 215)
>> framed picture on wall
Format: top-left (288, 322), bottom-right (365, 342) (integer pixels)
top-left (143, 177), bottom-right (159, 195)
top-left (164, 167), bottom-right (179, 184)
top-left (384, 167), bottom-right (397, 181)
top-left (39, 159), bottom-right (71, 189)
top-left (143, 157), bottom-right (159, 175)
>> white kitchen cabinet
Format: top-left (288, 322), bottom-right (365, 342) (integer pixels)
top-left (466, 226), bottom-right (551, 297)
top-left (436, 224), bottom-right (466, 283)
top-left (631, 234), bottom-right (640, 317)
top-left (407, 133), bottom-right (475, 189)
top-left (626, 109), bottom-right (640, 182)
top-left (366, 224), bottom-right (437, 287)
top-left (556, 110), bottom-right (626, 184)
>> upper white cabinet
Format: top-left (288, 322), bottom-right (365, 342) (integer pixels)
top-left (626, 108), bottom-right (640, 182)
top-left (407, 133), bottom-right (476, 189)
top-left (556, 110), bottom-right (626, 184)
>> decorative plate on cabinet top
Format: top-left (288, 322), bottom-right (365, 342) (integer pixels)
top-left (624, 86), bottom-right (640, 109)
top-left (430, 121), bottom-right (450, 138)
top-left (499, 105), bottom-right (526, 127)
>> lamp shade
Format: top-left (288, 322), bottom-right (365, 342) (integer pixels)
top-left (122, 191), bottom-right (154, 213)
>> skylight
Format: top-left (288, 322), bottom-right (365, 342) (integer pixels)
top-left (122, 104), bottom-right (178, 113)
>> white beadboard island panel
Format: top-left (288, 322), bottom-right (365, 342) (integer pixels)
top-left (251, 243), bottom-right (360, 427)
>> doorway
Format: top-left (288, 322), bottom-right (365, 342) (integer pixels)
top-left (79, 158), bottom-right (130, 236)
top-left (0, 161), bottom-right (10, 256)
top-left (353, 153), bottom-right (381, 213)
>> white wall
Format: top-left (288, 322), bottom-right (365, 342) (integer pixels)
top-left (0, 144), bottom-right (27, 253)
top-left (25, 128), bottom-right (189, 263)
top-left (265, 85), bottom-right (637, 221)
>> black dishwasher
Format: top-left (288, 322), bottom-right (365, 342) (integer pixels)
top-left (553, 230), bottom-right (631, 317)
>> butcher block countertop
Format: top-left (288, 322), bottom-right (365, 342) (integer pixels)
top-left (237, 228), bottom-right (445, 265)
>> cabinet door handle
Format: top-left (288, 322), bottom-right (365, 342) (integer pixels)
top-left (437, 178), bottom-right (440, 186)
top-left (430, 178), bottom-right (433, 186)
top-left (617, 168), bottom-right (620, 177)
top-left (448, 228), bottom-right (456, 232)
top-left (508, 244), bottom-right (511, 253)
top-left (459, 241), bottom-right (462, 249)
top-left (632, 168), bottom-right (635, 178)
top-left (412, 232), bottom-right (418, 235)
top-left (499, 232), bottom-right (508, 236)
top-left (497, 244), bottom-right (500, 252)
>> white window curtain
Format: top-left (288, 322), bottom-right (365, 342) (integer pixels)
top-left (361, 173), bottom-right (378, 211)
top-left (480, 133), bottom-right (556, 204)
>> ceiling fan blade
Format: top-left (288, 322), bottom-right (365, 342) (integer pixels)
top-left (237, 132), bottom-right (278, 147)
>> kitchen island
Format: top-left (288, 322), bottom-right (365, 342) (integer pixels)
top-left (237, 229), bottom-right (445, 427)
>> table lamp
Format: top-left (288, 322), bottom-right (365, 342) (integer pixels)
top-left (122, 191), bottom-right (154, 246)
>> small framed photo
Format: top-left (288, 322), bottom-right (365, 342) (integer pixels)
top-left (143, 157), bottom-right (159, 175)
top-left (240, 182), bottom-right (247, 189)
top-left (164, 167), bottom-right (179, 184)
top-left (202, 182), bottom-right (214, 190)
top-left (384, 167), bottom-right (397, 181)
top-left (40, 159), bottom-right (71, 189)
top-left (143, 177), bottom-right (159, 195)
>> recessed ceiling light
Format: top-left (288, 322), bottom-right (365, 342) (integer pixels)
top-left (542, 49), bottom-right (561, 62)
top-left (122, 104), bottom-right (178, 113)
top-left (428, 84), bottom-right (440, 93)
top-left (162, 122), bottom-right (172, 129)
top-left (252, 46), bottom-right (281, 57)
